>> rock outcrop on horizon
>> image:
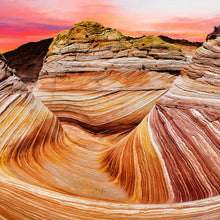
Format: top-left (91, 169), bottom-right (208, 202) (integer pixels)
top-left (3, 38), bottom-right (52, 83)
top-left (159, 35), bottom-right (203, 47)
top-left (0, 21), bottom-right (219, 219)
top-left (206, 25), bottom-right (220, 41)
top-left (42, 21), bottom-right (186, 73)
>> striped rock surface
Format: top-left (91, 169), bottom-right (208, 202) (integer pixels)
top-left (35, 21), bottom-right (186, 133)
top-left (35, 70), bottom-right (177, 133)
top-left (103, 37), bottom-right (220, 205)
top-left (0, 33), bottom-right (219, 219)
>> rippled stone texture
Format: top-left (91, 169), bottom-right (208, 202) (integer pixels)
top-left (35, 21), bottom-right (187, 133)
top-left (0, 24), bottom-right (220, 219)
top-left (104, 36), bottom-right (220, 204)
top-left (149, 37), bottom-right (220, 203)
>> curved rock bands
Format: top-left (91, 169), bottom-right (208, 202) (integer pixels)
top-left (1, 88), bottom-right (218, 214)
top-left (0, 92), bottom-right (130, 201)
top-left (102, 116), bottom-right (170, 204)
top-left (0, 174), bottom-right (219, 219)
top-left (149, 95), bottom-right (220, 202)
top-left (144, 37), bottom-right (220, 203)
top-left (35, 70), bottom-right (176, 133)
top-left (36, 70), bottom-right (177, 91)
top-left (0, 174), bottom-right (220, 219)
top-left (171, 37), bottom-right (220, 97)
top-left (0, 61), bottom-right (129, 202)
top-left (36, 89), bottom-right (167, 133)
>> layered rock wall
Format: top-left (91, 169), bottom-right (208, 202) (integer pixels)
top-left (41, 21), bottom-right (186, 73)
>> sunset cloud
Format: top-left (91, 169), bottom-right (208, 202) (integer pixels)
top-left (152, 16), bottom-right (220, 33)
top-left (0, 0), bottom-right (219, 52)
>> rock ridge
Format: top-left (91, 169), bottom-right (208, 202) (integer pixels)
top-left (41, 21), bottom-right (187, 74)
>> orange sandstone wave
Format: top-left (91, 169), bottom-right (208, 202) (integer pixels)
top-left (0, 22), bottom-right (219, 219)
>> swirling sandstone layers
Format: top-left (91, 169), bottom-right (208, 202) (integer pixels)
top-left (0, 53), bottom-right (131, 217)
top-left (149, 37), bottom-right (220, 202)
top-left (0, 22), bottom-right (219, 219)
top-left (103, 36), bottom-right (220, 207)
top-left (35, 21), bottom-right (186, 133)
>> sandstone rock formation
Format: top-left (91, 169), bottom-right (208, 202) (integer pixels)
top-left (35, 21), bottom-right (187, 133)
top-left (102, 35), bottom-right (220, 204)
top-left (0, 21), bottom-right (219, 219)
top-left (41, 21), bottom-right (186, 74)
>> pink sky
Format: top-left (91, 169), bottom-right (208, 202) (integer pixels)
top-left (1, 0), bottom-right (220, 52)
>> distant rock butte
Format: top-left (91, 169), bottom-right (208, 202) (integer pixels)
top-left (159, 35), bottom-right (203, 47)
top-left (206, 25), bottom-right (220, 41)
top-left (3, 38), bottom-right (52, 83)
